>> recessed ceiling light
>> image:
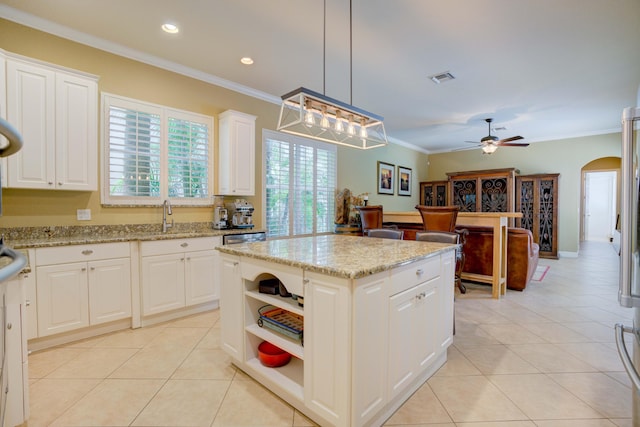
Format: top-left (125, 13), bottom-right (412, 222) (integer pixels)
top-left (161, 23), bottom-right (179, 34)
top-left (240, 57), bottom-right (254, 65)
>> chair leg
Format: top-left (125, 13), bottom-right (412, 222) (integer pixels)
top-left (455, 276), bottom-right (466, 294)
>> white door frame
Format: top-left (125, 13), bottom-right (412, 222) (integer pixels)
top-left (581, 169), bottom-right (617, 242)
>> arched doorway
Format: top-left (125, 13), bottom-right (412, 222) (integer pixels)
top-left (581, 157), bottom-right (621, 243)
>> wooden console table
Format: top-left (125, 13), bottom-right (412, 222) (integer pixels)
top-left (384, 211), bottom-right (522, 299)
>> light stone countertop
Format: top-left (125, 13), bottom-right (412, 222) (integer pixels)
top-left (1, 223), bottom-right (264, 249)
top-left (216, 234), bottom-right (456, 279)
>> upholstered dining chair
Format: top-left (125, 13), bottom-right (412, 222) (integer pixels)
top-left (367, 228), bottom-right (404, 240)
top-left (355, 205), bottom-right (397, 236)
top-left (415, 229), bottom-right (468, 294)
top-left (414, 205), bottom-right (460, 232)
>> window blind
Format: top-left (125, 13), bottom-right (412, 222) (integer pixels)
top-left (264, 130), bottom-right (337, 238)
top-left (167, 115), bottom-right (210, 199)
top-left (102, 93), bottom-right (213, 206)
top-left (107, 105), bottom-right (161, 198)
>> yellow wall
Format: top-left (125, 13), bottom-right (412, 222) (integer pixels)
top-left (0, 18), bottom-right (621, 255)
top-left (0, 19), bottom-right (428, 229)
top-left (427, 133), bottom-right (622, 254)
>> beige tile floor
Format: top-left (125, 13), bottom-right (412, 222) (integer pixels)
top-left (25, 241), bottom-right (634, 426)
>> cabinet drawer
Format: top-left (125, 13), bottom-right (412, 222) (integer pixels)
top-left (36, 242), bottom-right (130, 265)
top-left (389, 255), bottom-right (440, 295)
top-left (140, 237), bottom-right (218, 257)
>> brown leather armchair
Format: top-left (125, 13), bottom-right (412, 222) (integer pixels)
top-left (415, 205), bottom-right (459, 232)
top-left (455, 225), bottom-right (540, 291)
top-left (355, 205), bottom-right (397, 236)
top-left (507, 228), bottom-right (540, 291)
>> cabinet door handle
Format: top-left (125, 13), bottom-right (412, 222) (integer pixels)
top-left (303, 279), bottom-right (310, 284)
top-left (180, 242), bottom-right (188, 248)
top-left (186, 257), bottom-right (191, 261)
top-left (82, 249), bottom-right (94, 255)
top-left (416, 269), bottom-right (424, 275)
top-left (25, 299), bottom-right (30, 307)
top-left (181, 258), bottom-right (185, 262)
top-left (48, 181), bottom-right (53, 185)
top-left (233, 262), bottom-right (239, 266)
top-left (81, 267), bottom-right (87, 272)
top-left (90, 267), bottom-right (95, 271)
top-left (58, 182), bottom-right (63, 186)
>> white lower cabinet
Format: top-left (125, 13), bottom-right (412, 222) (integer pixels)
top-left (4, 270), bottom-right (32, 427)
top-left (37, 262), bottom-right (90, 335)
top-left (352, 274), bottom-right (388, 425)
top-left (219, 250), bottom-right (455, 427)
top-left (303, 271), bottom-right (350, 426)
top-left (140, 237), bottom-right (219, 316)
top-left (88, 258), bottom-right (132, 325)
top-left (35, 243), bottom-right (131, 337)
top-left (141, 253), bottom-right (185, 315)
top-left (220, 254), bottom-right (242, 361)
top-left (387, 279), bottom-right (438, 400)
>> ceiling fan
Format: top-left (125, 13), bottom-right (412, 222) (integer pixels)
top-left (466, 118), bottom-right (529, 154)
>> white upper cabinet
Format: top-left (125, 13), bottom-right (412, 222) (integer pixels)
top-left (6, 55), bottom-right (98, 191)
top-left (218, 110), bottom-right (256, 196)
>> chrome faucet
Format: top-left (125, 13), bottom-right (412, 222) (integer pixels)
top-left (162, 199), bottom-right (174, 232)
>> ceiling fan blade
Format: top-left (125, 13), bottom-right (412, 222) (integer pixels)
top-left (498, 142), bottom-right (530, 147)
top-left (464, 140), bottom-right (481, 144)
top-left (497, 135), bottom-right (524, 143)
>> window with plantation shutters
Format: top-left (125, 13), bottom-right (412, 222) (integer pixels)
top-left (101, 93), bottom-right (213, 206)
top-left (264, 130), bottom-right (337, 238)
top-left (167, 112), bottom-right (210, 198)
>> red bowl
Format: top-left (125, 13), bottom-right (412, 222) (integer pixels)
top-left (258, 341), bottom-right (291, 367)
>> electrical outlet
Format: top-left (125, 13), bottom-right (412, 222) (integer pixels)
top-left (77, 209), bottom-right (91, 221)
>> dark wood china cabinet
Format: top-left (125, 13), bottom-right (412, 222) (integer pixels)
top-left (515, 174), bottom-right (559, 259)
top-left (419, 180), bottom-right (449, 206)
top-left (447, 168), bottom-right (519, 213)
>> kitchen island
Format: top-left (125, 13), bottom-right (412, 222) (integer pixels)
top-left (216, 234), bottom-right (456, 427)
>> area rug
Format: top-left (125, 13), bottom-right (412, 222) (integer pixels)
top-left (531, 265), bottom-right (550, 282)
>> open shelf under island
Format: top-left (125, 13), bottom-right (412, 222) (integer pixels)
top-left (216, 234), bottom-right (456, 427)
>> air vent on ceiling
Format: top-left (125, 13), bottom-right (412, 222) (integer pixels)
top-left (429, 71), bottom-right (455, 84)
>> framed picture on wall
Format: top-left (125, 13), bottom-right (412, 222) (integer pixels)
top-left (398, 166), bottom-right (412, 196)
top-left (377, 161), bottom-right (395, 195)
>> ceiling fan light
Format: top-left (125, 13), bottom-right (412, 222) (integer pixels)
top-left (482, 144), bottom-right (498, 154)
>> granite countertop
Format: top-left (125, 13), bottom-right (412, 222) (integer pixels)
top-left (0, 223), bottom-right (265, 249)
top-left (216, 234), bottom-right (456, 279)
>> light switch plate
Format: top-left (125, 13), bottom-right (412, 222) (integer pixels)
top-left (77, 209), bottom-right (91, 221)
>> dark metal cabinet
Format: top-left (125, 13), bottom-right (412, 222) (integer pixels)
top-left (516, 174), bottom-right (559, 259)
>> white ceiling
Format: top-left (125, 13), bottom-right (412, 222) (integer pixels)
top-left (1, 0), bottom-right (639, 153)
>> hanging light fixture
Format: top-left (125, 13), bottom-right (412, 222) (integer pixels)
top-left (481, 143), bottom-right (499, 155)
top-left (277, 0), bottom-right (388, 150)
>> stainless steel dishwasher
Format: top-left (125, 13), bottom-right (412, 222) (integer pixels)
top-left (222, 231), bottom-right (267, 245)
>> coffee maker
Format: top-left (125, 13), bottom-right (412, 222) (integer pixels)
top-left (213, 206), bottom-right (228, 229)
top-left (226, 199), bottom-right (254, 229)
